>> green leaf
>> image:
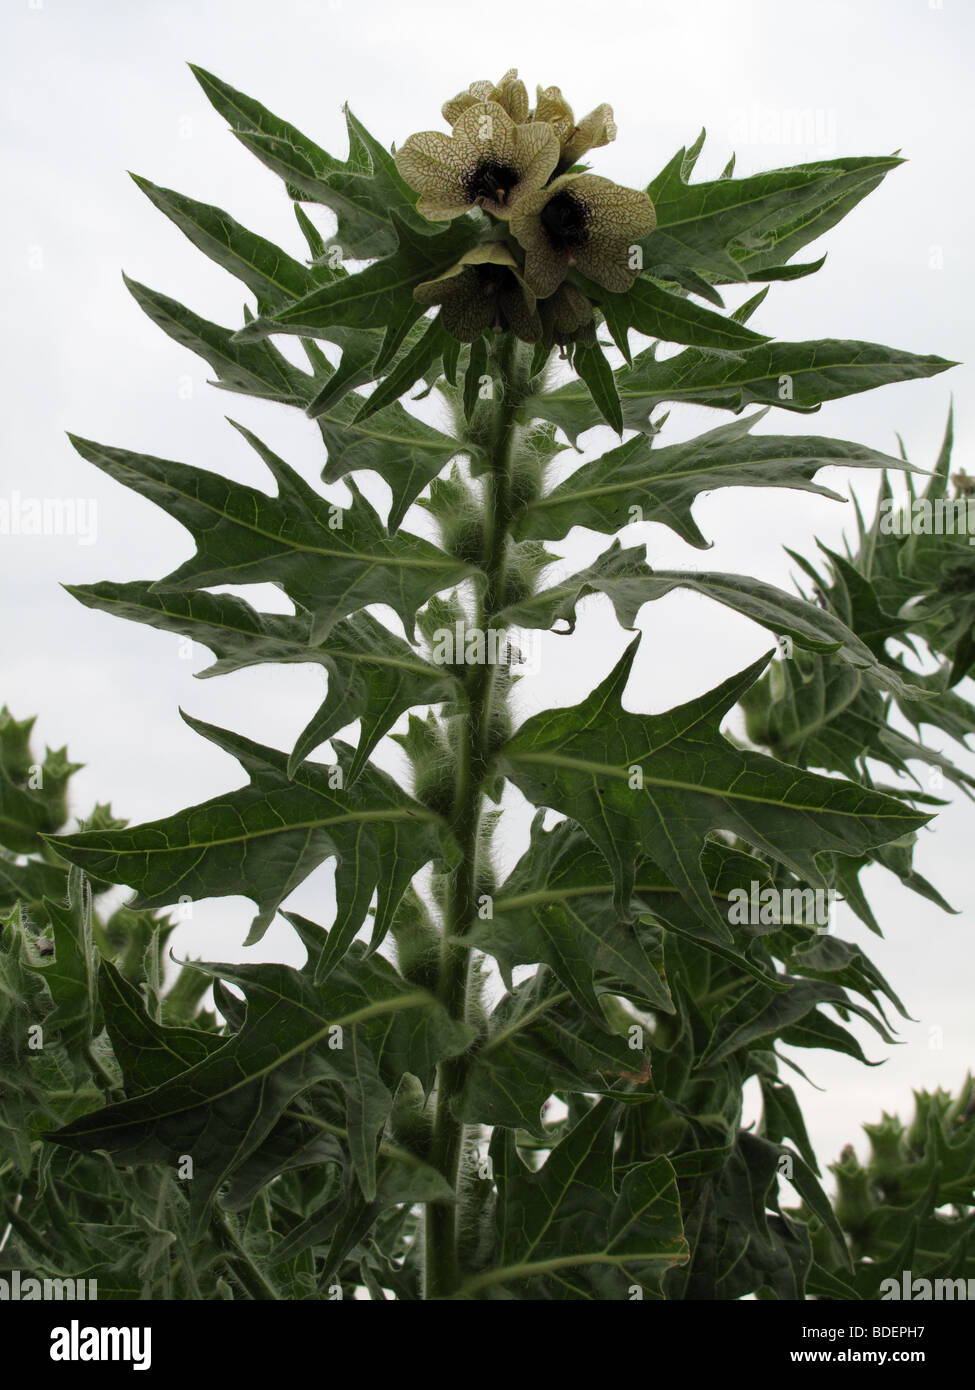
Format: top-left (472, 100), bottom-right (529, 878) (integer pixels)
top-left (124, 275), bottom-right (312, 404)
top-left (585, 273), bottom-right (770, 353)
top-left (48, 945), bottom-right (469, 1233)
top-left (700, 975), bottom-right (895, 1069)
top-left (465, 1101), bottom-right (687, 1298)
top-left (464, 337), bottom-right (488, 424)
top-left (784, 929), bottom-right (908, 1023)
top-left (68, 426), bottom-right (472, 644)
top-left (0, 707), bottom-right (37, 781)
top-left (643, 148), bottom-right (903, 285)
top-left (571, 340), bottom-right (623, 435)
top-left (316, 388), bottom-right (466, 533)
top-left (28, 869), bottom-right (100, 1046)
top-left (495, 538), bottom-right (654, 632)
top-left (514, 409), bottom-right (912, 546)
top-left (780, 1007), bottom-right (880, 1064)
top-left (0, 765), bottom-right (64, 855)
top-left (527, 340), bottom-right (956, 446)
top-left (189, 68), bottom-right (430, 259)
top-left (500, 536), bottom-right (925, 699)
top-left (582, 556), bottom-right (923, 700)
top-left (97, 957), bottom-right (226, 1094)
top-left (239, 212), bottom-right (483, 339)
top-left (352, 315), bottom-right (450, 423)
top-left (456, 969), bottom-right (654, 1134)
top-left (0, 854), bottom-right (66, 912)
top-left (500, 637), bottom-right (929, 937)
top-left (759, 1079), bottom-right (821, 1174)
top-left (48, 717), bottom-right (443, 951)
top-left (342, 1024), bottom-right (388, 1199)
top-left (634, 842), bottom-right (799, 988)
top-left (129, 175), bottom-right (324, 308)
top-left (474, 813), bottom-right (673, 1020)
top-left (305, 335), bottom-right (379, 416)
top-left (666, 1131), bottom-right (812, 1299)
top-left (228, 1100), bottom-right (452, 1223)
top-left (64, 582), bottom-right (458, 781)
top-left (895, 664), bottom-right (975, 748)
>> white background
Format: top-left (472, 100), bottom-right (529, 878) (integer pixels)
top-left (2, 0), bottom-right (973, 1182)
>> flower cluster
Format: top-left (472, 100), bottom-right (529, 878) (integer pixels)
top-left (395, 70), bottom-right (656, 348)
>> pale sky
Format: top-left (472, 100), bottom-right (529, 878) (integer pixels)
top-left (2, 0), bottom-right (974, 1183)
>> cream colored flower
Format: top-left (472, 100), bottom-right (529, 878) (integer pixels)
top-left (510, 172), bottom-right (657, 296)
top-left (413, 243), bottom-right (542, 343)
top-left (442, 69), bottom-right (529, 126)
top-left (534, 85), bottom-right (617, 171)
top-left (395, 101), bottom-right (559, 221)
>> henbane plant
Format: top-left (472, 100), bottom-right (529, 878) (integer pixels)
top-left (11, 65), bottom-right (971, 1299)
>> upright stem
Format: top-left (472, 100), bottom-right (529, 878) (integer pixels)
top-left (210, 1203), bottom-right (280, 1301)
top-left (424, 334), bottom-right (529, 1299)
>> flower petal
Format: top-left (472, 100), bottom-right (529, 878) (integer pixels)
top-left (511, 173), bottom-right (656, 295)
top-left (442, 91), bottom-right (479, 126)
top-left (413, 244), bottom-right (538, 343)
top-left (534, 85), bottom-right (575, 143)
top-left (567, 174), bottom-right (657, 290)
top-left (561, 103), bottom-right (617, 165)
top-left (440, 281), bottom-right (499, 342)
top-left (500, 285), bottom-right (543, 343)
top-left (490, 69), bottom-right (529, 124)
top-left (394, 129), bottom-right (472, 220)
top-left (443, 71), bottom-right (529, 127)
top-left (509, 183), bottom-right (576, 296)
top-left (413, 242), bottom-right (520, 300)
top-left (540, 283), bottom-right (595, 347)
top-left (452, 101), bottom-right (559, 218)
top-left (509, 201), bottom-right (574, 296)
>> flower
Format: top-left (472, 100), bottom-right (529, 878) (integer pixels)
top-left (510, 172), bottom-right (657, 296)
top-left (442, 69), bottom-right (529, 127)
top-left (395, 101), bottom-right (559, 221)
top-left (538, 283), bottom-right (597, 350)
top-left (534, 85), bottom-right (617, 171)
top-left (413, 243), bottom-right (542, 343)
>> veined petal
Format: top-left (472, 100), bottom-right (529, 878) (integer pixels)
top-left (394, 128), bottom-right (474, 220)
top-left (452, 102), bottom-right (559, 219)
top-left (561, 103), bottom-right (617, 165)
top-left (534, 86), bottom-right (617, 170)
top-left (491, 69), bottom-right (529, 124)
top-left (534, 85), bottom-right (575, 143)
top-left (511, 172), bottom-right (656, 295)
top-left (568, 175), bottom-right (657, 290)
top-left (414, 242), bottom-right (523, 297)
top-left (500, 284), bottom-right (543, 343)
top-left (539, 283), bottom-right (596, 348)
top-left (443, 70), bottom-right (529, 127)
top-left (413, 244), bottom-right (540, 344)
top-left (442, 90), bottom-right (480, 126)
top-left (399, 102), bottom-right (559, 222)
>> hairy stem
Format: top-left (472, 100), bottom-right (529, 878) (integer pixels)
top-left (210, 1203), bottom-right (280, 1301)
top-left (423, 334), bottom-right (533, 1299)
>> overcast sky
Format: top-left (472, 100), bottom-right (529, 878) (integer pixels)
top-left (2, 0), bottom-right (974, 1180)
